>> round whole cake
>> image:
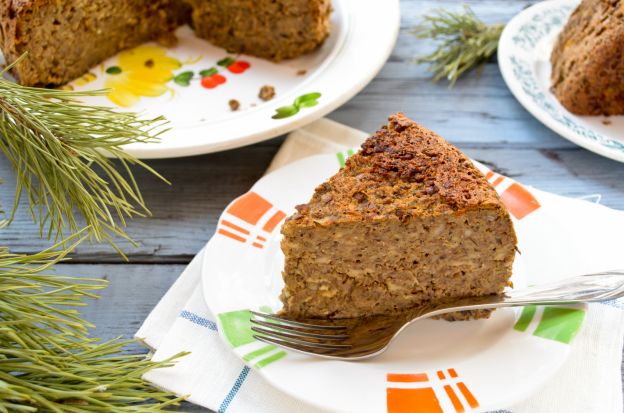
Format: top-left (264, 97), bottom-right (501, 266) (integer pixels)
top-left (0, 0), bottom-right (332, 87)
top-left (550, 0), bottom-right (624, 115)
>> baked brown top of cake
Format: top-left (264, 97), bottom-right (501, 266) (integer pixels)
top-left (287, 113), bottom-right (503, 228)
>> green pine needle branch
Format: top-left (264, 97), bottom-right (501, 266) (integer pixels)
top-left (0, 178), bottom-right (6, 229)
top-left (0, 58), bottom-right (169, 256)
top-left (414, 5), bottom-right (504, 86)
top-left (0, 229), bottom-right (187, 412)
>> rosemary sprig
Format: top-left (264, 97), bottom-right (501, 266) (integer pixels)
top-left (414, 5), bottom-right (503, 86)
top-left (0, 230), bottom-right (187, 412)
top-left (0, 60), bottom-right (169, 256)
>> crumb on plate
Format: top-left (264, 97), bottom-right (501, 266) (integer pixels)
top-left (229, 99), bottom-right (240, 111)
top-left (259, 85), bottom-right (276, 101)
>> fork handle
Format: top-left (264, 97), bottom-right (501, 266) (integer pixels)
top-left (504, 270), bottom-right (624, 305)
top-left (427, 270), bottom-right (624, 316)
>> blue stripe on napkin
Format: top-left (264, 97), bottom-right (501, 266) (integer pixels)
top-left (178, 310), bottom-right (250, 412)
top-left (180, 310), bottom-right (218, 331)
top-left (218, 366), bottom-right (250, 413)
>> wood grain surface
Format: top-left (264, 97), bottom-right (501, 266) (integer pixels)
top-left (0, 1), bottom-right (622, 412)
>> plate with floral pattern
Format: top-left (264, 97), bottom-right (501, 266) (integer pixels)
top-left (200, 152), bottom-right (597, 413)
top-left (42, 0), bottom-right (399, 158)
top-left (498, 0), bottom-right (624, 163)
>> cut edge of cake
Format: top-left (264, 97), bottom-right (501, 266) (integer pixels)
top-left (185, 0), bottom-right (332, 62)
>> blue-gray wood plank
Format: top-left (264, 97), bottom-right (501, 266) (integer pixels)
top-left (0, 1), bottom-right (622, 412)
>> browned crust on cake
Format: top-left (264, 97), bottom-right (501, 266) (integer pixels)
top-left (184, 0), bottom-right (331, 61)
top-left (550, 0), bottom-right (624, 115)
top-left (0, 0), bottom-right (190, 86)
top-left (286, 113), bottom-right (505, 228)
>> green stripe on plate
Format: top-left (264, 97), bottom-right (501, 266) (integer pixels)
top-left (533, 307), bottom-right (585, 344)
top-left (255, 351), bottom-right (287, 369)
top-left (218, 309), bottom-right (254, 348)
top-left (513, 305), bottom-right (537, 332)
top-left (243, 345), bottom-right (276, 362)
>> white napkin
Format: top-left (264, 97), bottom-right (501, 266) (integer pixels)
top-left (136, 118), bottom-right (624, 413)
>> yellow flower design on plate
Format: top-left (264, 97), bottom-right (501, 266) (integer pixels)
top-left (105, 45), bottom-right (181, 107)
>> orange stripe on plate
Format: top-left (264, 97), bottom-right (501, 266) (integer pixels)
top-left (485, 171), bottom-right (495, 180)
top-left (387, 373), bottom-right (428, 383)
top-left (256, 235), bottom-right (267, 242)
top-left (218, 229), bottom-right (246, 243)
top-left (500, 182), bottom-right (541, 220)
top-left (492, 176), bottom-right (505, 187)
top-left (448, 368), bottom-right (458, 378)
top-left (457, 382), bottom-right (479, 409)
top-left (387, 387), bottom-right (443, 413)
top-left (437, 370), bottom-right (445, 380)
top-left (252, 242), bottom-right (263, 249)
top-left (227, 192), bottom-right (272, 225)
top-left (221, 220), bottom-right (250, 235)
top-left (262, 210), bottom-right (287, 233)
top-left (444, 385), bottom-right (465, 413)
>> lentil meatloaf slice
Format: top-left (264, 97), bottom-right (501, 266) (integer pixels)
top-left (550, 0), bottom-right (624, 115)
top-left (0, 0), bottom-right (191, 87)
top-left (280, 113), bottom-right (517, 320)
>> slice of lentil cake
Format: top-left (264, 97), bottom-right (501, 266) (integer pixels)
top-left (280, 113), bottom-right (517, 319)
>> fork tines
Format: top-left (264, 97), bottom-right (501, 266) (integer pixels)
top-left (250, 311), bottom-right (352, 352)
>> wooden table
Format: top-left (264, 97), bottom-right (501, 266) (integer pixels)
top-left (0, 1), bottom-right (622, 411)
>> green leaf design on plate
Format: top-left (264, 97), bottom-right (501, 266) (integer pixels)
top-left (173, 71), bottom-right (194, 86)
top-left (217, 57), bottom-right (235, 67)
top-left (294, 92), bottom-right (321, 107)
top-left (272, 92), bottom-right (321, 120)
top-left (199, 67), bottom-right (218, 77)
top-left (105, 66), bottom-right (122, 75)
top-left (272, 105), bottom-right (299, 119)
top-left (297, 99), bottom-right (319, 109)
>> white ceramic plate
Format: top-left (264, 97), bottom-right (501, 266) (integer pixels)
top-left (498, 0), bottom-right (624, 163)
top-left (2, 0), bottom-right (398, 159)
top-left (201, 153), bottom-right (588, 413)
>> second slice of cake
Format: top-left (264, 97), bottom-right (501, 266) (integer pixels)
top-left (280, 113), bottom-right (517, 319)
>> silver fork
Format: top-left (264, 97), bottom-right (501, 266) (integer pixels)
top-left (251, 270), bottom-right (624, 360)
